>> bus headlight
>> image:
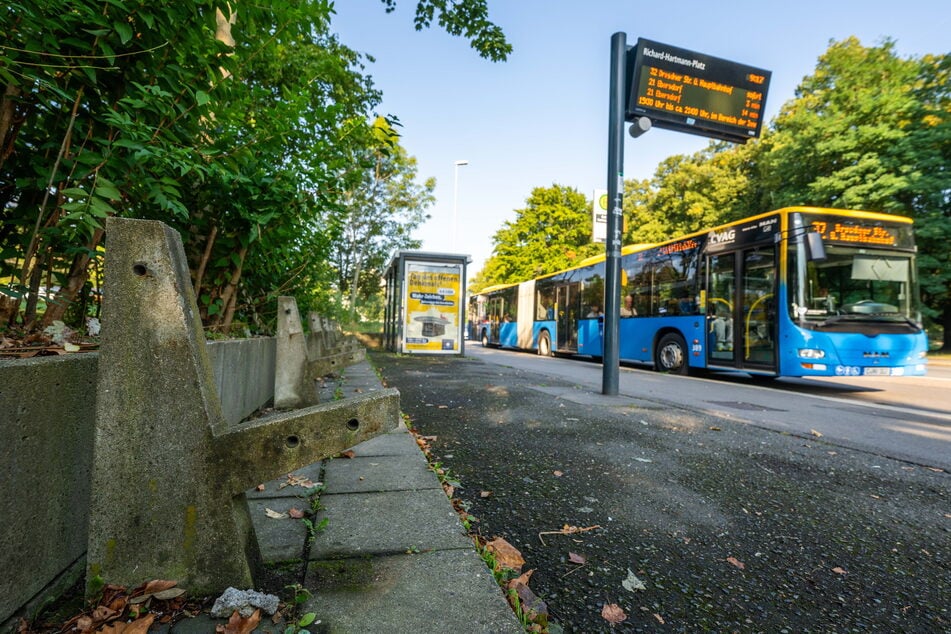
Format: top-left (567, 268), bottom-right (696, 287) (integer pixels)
top-left (798, 348), bottom-right (826, 359)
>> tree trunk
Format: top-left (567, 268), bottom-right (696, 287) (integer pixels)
top-left (39, 227), bottom-right (105, 328)
top-left (193, 224), bottom-right (218, 297)
top-left (209, 242), bottom-right (247, 330)
top-left (0, 83), bottom-right (23, 169)
top-left (940, 305), bottom-right (951, 352)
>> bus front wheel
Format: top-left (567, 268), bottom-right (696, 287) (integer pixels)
top-left (655, 333), bottom-right (688, 375)
top-left (537, 331), bottom-right (553, 357)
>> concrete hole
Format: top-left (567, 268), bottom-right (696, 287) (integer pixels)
top-left (346, 418), bottom-right (360, 431)
top-left (285, 435), bottom-right (301, 449)
top-left (132, 263), bottom-right (148, 276)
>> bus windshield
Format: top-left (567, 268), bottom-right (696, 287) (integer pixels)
top-left (789, 244), bottom-right (921, 327)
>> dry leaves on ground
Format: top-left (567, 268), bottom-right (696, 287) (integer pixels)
top-left (216, 609), bottom-right (260, 634)
top-left (726, 556), bottom-right (746, 570)
top-left (484, 537), bottom-right (525, 572)
top-left (601, 603), bottom-right (627, 624)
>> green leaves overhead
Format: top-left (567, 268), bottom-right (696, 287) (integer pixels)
top-left (475, 184), bottom-right (599, 289)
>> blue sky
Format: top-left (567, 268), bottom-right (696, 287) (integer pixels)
top-left (332, 1), bottom-right (950, 273)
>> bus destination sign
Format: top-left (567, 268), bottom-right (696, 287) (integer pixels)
top-left (626, 38), bottom-right (771, 144)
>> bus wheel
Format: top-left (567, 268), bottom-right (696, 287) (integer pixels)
top-left (537, 331), bottom-right (553, 357)
top-left (481, 330), bottom-right (489, 347)
top-left (655, 333), bottom-right (688, 375)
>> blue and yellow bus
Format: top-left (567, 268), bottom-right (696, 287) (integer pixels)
top-left (467, 207), bottom-right (928, 378)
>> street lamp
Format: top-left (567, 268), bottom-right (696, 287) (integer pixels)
top-left (452, 159), bottom-right (468, 251)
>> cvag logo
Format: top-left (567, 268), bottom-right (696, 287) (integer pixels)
top-left (708, 228), bottom-right (736, 245)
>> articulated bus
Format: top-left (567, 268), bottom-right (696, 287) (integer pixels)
top-left (467, 207), bottom-right (928, 378)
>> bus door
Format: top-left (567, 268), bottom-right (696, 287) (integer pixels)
top-left (740, 246), bottom-right (777, 371)
top-left (706, 253), bottom-right (736, 367)
top-left (706, 246), bottom-right (777, 372)
top-left (555, 282), bottom-right (581, 351)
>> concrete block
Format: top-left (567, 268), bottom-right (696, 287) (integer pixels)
top-left (87, 218), bottom-right (399, 595)
top-left (308, 489), bottom-right (469, 560)
top-left (305, 550), bottom-right (522, 633)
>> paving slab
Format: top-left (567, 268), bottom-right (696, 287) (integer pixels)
top-left (322, 453), bottom-right (437, 494)
top-left (246, 497), bottom-right (310, 562)
top-left (340, 427), bottom-right (421, 457)
top-left (245, 462), bottom-right (323, 500)
top-left (308, 488), bottom-right (471, 559)
top-left (304, 550), bottom-right (522, 633)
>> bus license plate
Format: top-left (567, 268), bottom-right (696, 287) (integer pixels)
top-left (863, 367), bottom-right (891, 376)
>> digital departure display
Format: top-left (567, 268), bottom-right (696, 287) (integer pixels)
top-left (808, 216), bottom-right (915, 249)
top-left (627, 38), bottom-right (771, 144)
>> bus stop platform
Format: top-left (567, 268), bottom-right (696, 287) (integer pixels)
top-left (242, 360), bottom-right (521, 633)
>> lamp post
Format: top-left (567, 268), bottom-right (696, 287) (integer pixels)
top-left (452, 159), bottom-right (468, 251)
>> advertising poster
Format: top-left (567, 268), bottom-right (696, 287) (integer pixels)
top-left (402, 262), bottom-right (463, 354)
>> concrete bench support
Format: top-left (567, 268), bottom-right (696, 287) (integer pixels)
top-left (87, 218), bottom-right (398, 595)
top-left (274, 299), bottom-right (365, 409)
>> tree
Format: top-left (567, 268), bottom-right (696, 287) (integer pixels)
top-left (379, 0), bottom-right (511, 62)
top-left (475, 184), bottom-right (600, 290)
top-left (758, 38), bottom-right (950, 347)
top-left (0, 0), bottom-right (509, 334)
top-left (332, 118), bottom-right (435, 322)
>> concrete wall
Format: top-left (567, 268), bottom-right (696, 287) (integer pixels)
top-left (208, 337), bottom-right (276, 426)
top-left (0, 353), bottom-right (98, 627)
top-left (0, 337), bottom-right (276, 627)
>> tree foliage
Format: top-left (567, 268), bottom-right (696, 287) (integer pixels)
top-left (0, 0), bottom-right (507, 334)
top-left (332, 117), bottom-right (435, 322)
top-left (473, 184), bottom-right (600, 290)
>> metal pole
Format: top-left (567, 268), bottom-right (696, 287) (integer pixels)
top-left (452, 159), bottom-right (468, 251)
top-left (602, 32), bottom-right (626, 396)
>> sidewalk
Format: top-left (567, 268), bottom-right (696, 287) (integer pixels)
top-left (245, 361), bottom-right (522, 633)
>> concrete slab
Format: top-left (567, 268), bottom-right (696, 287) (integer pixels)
top-left (304, 550), bottom-right (522, 633)
top-left (308, 489), bottom-right (470, 559)
top-left (322, 454), bottom-right (438, 494)
top-left (245, 462), bottom-right (323, 500)
top-left (246, 497), bottom-right (310, 563)
top-left (341, 428), bottom-right (422, 457)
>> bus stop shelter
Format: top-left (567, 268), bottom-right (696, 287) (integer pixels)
top-left (383, 251), bottom-right (470, 355)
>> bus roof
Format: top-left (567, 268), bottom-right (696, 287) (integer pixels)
top-left (471, 207), bottom-right (912, 292)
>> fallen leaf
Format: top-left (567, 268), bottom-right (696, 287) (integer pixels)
top-left (141, 580), bottom-right (177, 595)
top-left (653, 613), bottom-right (666, 624)
top-left (280, 473), bottom-right (317, 489)
top-left (622, 568), bottom-right (646, 592)
top-left (288, 507), bottom-right (305, 519)
top-left (480, 490), bottom-right (492, 498)
top-left (709, 426), bottom-right (722, 431)
top-left (339, 450), bottom-right (356, 459)
top-left (601, 603), bottom-right (627, 624)
top-left (443, 483), bottom-right (455, 498)
top-left (222, 609), bottom-right (261, 634)
top-left (810, 429), bottom-right (823, 437)
top-left (438, 404), bottom-right (448, 409)
top-left (726, 556), bottom-right (745, 570)
top-left (506, 569), bottom-right (534, 590)
top-left (568, 552), bottom-right (586, 565)
top-left (255, 484), bottom-right (265, 491)
top-left (264, 508), bottom-right (288, 519)
top-left (485, 537), bottom-right (525, 572)
top-left (153, 587), bottom-right (186, 601)
top-left (99, 614), bottom-right (155, 634)
top-left (831, 567), bottom-right (847, 575)
top-left (553, 470), bottom-right (564, 477)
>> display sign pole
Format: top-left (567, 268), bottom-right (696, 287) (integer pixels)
top-left (602, 32), bottom-right (627, 396)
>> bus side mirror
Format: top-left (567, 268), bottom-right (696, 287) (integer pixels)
top-left (806, 232), bottom-right (827, 263)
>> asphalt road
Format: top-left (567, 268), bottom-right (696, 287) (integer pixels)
top-left (372, 349), bottom-right (950, 633)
